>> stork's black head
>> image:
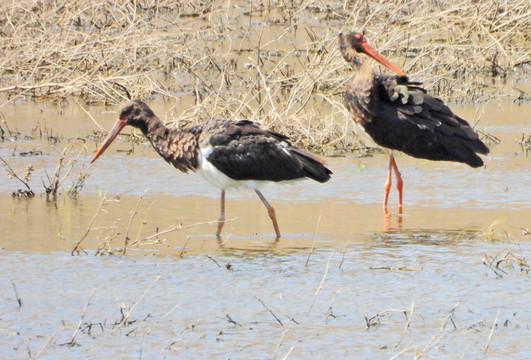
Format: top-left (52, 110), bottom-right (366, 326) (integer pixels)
top-left (91, 99), bottom-right (156, 164)
top-left (338, 32), bottom-right (366, 62)
top-left (338, 31), bottom-right (405, 76)
top-left (118, 99), bottom-right (156, 128)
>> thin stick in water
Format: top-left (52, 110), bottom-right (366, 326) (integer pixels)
top-left (306, 251), bottom-right (333, 317)
top-left (483, 310), bottom-right (500, 354)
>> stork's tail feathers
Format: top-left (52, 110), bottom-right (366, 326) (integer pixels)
top-left (442, 136), bottom-right (489, 168)
top-left (291, 148), bottom-right (332, 183)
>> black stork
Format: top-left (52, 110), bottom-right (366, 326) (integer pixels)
top-left (91, 99), bottom-right (332, 239)
top-left (338, 32), bottom-right (489, 208)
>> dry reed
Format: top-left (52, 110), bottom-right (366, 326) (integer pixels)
top-left (0, 156), bottom-right (35, 197)
top-left (0, 0), bottom-right (529, 150)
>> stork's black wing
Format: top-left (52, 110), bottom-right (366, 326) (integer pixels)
top-left (200, 120), bottom-right (331, 182)
top-left (368, 75), bottom-right (489, 167)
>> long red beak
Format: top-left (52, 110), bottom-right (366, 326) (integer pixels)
top-left (362, 42), bottom-right (405, 76)
top-left (91, 118), bottom-right (127, 163)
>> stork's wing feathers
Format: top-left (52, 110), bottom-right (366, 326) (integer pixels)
top-left (200, 120), bottom-right (331, 183)
top-left (376, 75), bottom-right (490, 160)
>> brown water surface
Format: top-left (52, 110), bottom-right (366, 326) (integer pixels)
top-left (0, 99), bottom-right (530, 358)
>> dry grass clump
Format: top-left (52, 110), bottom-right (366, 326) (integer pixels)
top-left (480, 219), bottom-right (530, 243)
top-left (483, 250), bottom-right (530, 277)
top-left (0, 157), bottom-right (35, 197)
top-left (0, 0), bottom-right (529, 150)
top-left (0, 141), bottom-right (90, 199)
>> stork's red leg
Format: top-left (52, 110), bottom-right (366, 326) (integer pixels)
top-left (255, 189), bottom-right (281, 238)
top-left (216, 189), bottom-right (226, 237)
top-left (383, 155), bottom-right (393, 208)
top-left (389, 154), bottom-right (403, 207)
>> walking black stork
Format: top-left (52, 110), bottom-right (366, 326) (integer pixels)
top-left (338, 32), bottom-right (489, 208)
top-left (91, 99), bottom-right (332, 238)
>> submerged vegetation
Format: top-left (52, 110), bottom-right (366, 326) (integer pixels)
top-left (0, 156), bottom-right (35, 197)
top-left (0, 141), bottom-right (91, 199)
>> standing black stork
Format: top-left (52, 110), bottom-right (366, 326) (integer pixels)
top-left (91, 99), bottom-right (332, 239)
top-left (338, 32), bottom-right (489, 208)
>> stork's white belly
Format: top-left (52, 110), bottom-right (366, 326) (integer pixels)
top-left (196, 149), bottom-right (265, 190)
top-left (197, 146), bottom-right (299, 190)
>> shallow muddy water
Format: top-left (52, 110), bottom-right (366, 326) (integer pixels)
top-left (0, 98), bottom-right (530, 358)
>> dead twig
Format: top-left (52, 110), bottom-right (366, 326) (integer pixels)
top-left (306, 251), bottom-right (333, 317)
top-left (122, 194), bottom-right (144, 254)
top-left (305, 214), bottom-right (321, 267)
top-left (440, 302), bottom-right (460, 332)
top-left (483, 310), bottom-right (500, 354)
top-left (257, 298), bottom-right (283, 326)
top-left (9, 279), bottom-right (22, 308)
top-left (365, 308), bottom-right (408, 330)
top-left (43, 142), bottom-right (89, 200)
top-left (71, 196), bottom-right (108, 255)
top-left (274, 323), bottom-right (294, 360)
top-left (62, 289), bottom-right (97, 347)
top-left (483, 250), bottom-right (530, 277)
top-left (370, 266), bottom-right (422, 271)
top-left (112, 275), bottom-right (161, 333)
top-left (0, 157), bottom-right (35, 197)
top-left (395, 299), bottom-right (415, 348)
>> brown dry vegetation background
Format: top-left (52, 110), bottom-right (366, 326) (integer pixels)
top-left (0, 0), bottom-right (529, 150)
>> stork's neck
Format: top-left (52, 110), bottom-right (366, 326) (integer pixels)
top-left (352, 58), bottom-right (376, 85)
top-left (140, 115), bottom-right (168, 143)
top-left (140, 116), bottom-right (200, 172)
top-left (345, 58), bottom-right (377, 123)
